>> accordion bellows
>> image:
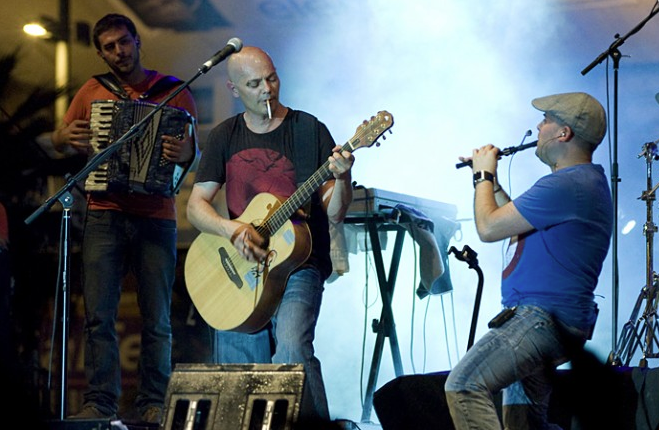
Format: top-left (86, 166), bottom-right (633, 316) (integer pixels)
top-left (86, 99), bottom-right (194, 197)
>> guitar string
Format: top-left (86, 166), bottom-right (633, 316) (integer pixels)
top-left (214, 115), bottom-right (390, 327)
top-left (236, 114), bottom-right (387, 270)
top-left (257, 119), bottom-right (376, 234)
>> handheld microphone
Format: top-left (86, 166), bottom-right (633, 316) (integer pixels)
top-left (455, 130), bottom-right (536, 169)
top-left (200, 37), bottom-right (243, 73)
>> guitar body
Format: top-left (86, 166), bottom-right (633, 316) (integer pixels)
top-left (184, 111), bottom-right (393, 333)
top-left (184, 193), bottom-right (311, 333)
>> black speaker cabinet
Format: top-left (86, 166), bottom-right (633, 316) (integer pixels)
top-left (373, 364), bottom-right (653, 430)
top-left (162, 363), bottom-right (305, 430)
top-left (373, 371), bottom-right (455, 430)
top-left (47, 419), bottom-right (111, 430)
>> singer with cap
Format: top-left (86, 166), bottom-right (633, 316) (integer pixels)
top-left (445, 92), bottom-right (612, 429)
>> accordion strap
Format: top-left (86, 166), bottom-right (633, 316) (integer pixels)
top-left (93, 73), bottom-right (184, 101)
top-left (140, 76), bottom-right (184, 100)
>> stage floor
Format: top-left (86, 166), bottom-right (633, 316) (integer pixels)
top-left (334, 419), bottom-right (382, 430)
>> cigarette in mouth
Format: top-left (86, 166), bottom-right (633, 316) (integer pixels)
top-left (266, 99), bottom-right (272, 119)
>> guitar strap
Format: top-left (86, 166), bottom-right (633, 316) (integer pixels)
top-left (291, 111), bottom-right (350, 277)
top-left (93, 72), bottom-right (184, 101)
top-left (291, 110), bottom-right (319, 186)
top-left (291, 110), bottom-right (320, 215)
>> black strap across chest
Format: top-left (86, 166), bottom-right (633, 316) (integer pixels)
top-left (290, 110), bottom-right (319, 185)
top-left (93, 72), bottom-right (183, 101)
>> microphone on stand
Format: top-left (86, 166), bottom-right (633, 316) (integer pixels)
top-left (455, 130), bottom-right (536, 169)
top-left (200, 37), bottom-right (243, 73)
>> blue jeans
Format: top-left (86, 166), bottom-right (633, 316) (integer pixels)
top-left (81, 209), bottom-right (176, 415)
top-left (445, 305), bottom-right (586, 430)
top-left (213, 266), bottom-right (329, 421)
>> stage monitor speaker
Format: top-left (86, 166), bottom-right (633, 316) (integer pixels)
top-left (372, 371), bottom-right (572, 430)
top-left (162, 363), bottom-right (305, 430)
top-left (374, 365), bottom-right (649, 430)
top-left (47, 419), bottom-right (111, 430)
top-left (373, 371), bottom-right (455, 430)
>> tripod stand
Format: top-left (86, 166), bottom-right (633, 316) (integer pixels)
top-left (609, 141), bottom-right (659, 368)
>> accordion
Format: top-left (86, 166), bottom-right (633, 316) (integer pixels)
top-left (86, 99), bottom-right (196, 197)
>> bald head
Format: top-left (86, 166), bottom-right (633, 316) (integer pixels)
top-left (227, 46), bottom-right (275, 83)
top-left (225, 46), bottom-right (282, 121)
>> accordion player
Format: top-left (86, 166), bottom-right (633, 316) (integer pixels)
top-left (85, 99), bottom-right (197, 197)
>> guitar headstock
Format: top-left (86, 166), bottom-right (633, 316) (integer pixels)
top-left (349, 110), bottom-right (394, 151)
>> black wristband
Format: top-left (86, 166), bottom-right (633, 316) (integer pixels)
top-left (473, 170), bottom-right (495, 188)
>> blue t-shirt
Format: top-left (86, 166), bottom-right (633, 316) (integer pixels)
top-left (503, 163), bottom-right (612, 330)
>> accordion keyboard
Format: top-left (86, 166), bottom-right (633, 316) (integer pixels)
top-left (85, 100), bottom-right (116, 192)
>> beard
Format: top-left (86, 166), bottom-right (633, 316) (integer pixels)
top-left (107, 54), bottom-right (139, 79)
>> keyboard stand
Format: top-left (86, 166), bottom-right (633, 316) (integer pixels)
top-left (345, 215), bottom-right (406, 423)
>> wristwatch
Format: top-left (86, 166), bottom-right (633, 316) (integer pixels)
top-left (473, 170), bottom-right (495, 188)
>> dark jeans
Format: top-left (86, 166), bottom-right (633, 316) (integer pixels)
top-left (81, 209), bottom-right (176, 415)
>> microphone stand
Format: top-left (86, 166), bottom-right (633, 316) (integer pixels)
top-left (24, 57), bottom-right (223, 420)
top-left (580, 3), bottom-right (659, 354)
top-left (449, 245), bottom-right (483, 351)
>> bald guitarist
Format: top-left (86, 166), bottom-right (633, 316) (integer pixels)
top-left (186, 46), bottom-right (354, 424)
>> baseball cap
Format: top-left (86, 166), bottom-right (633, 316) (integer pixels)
top-left (532, 92), bottom-right (607, 146)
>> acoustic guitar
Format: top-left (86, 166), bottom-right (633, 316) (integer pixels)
top-left (184, 111), bottom-right (394, 332)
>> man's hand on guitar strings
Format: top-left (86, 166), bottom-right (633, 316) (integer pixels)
top-left (231, 223), bottom-right (268, 263)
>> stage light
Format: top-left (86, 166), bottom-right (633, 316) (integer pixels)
top-left (23, 22), bottom-right (50, 38)
top-left (621, 219), bottom-right (636, 235)
top-left (23, 16), bottom-right (65, 41)
top-left (22, 12), bottom-right (71, 126)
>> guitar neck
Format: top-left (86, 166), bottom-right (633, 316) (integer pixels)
top-left (258, 109), bottom-right (393, 236)
top-left (262, 140), bottom-right (356, 235)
